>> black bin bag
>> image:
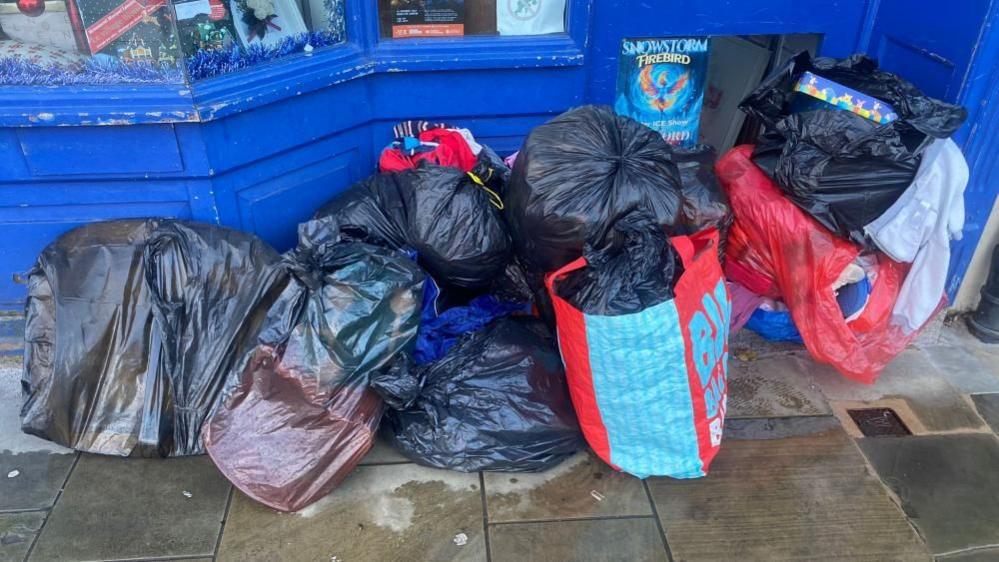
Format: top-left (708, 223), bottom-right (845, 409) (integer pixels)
top-left (555, 211), bottom-right (682, 316)
top-left (311, 164), bottom-right (511, 289)
top-left (371, 316), bottom-right (583, 472)
top-left (672, 144), bottom-right (731, 235)
top-left (21, 220), bottom-right (288, 457)
top-left (741, 51), bottom-right (967, 245)
top-left (506, 105), bottom-right (684, 275)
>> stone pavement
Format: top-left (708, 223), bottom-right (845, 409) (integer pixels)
top-left (3, 314), bottom-right (999, 562)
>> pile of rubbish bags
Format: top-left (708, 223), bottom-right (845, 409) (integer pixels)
top-left (19, 52), bottom-right (971, 511)
top-left (726, 52), bottom-right (968, 383)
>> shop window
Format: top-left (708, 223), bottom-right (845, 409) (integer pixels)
top-left (378, 0), bottom-right (566, 39)
top-left (181, 0), bottom-right (346, 79)
top-left (0, 0), bottom-right (346, 85)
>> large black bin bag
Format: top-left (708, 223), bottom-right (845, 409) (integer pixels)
top-left (21, 220), bottom-right (288, 457)
top-left (311, 165), bottom-right (511, 289)
top-left (741, 52), bottom-right (967, 245)
top-left (371, 316), bottom-right (583, 472)
top-left (506, 105), bottom-right (684, 274)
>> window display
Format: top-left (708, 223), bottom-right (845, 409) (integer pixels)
top-left (378, 0), bottom-right (566, 38)
top-left (1, 0), bottom-right (185, 83)
top-left (182, 0), bottom-right (345, 80)
top-left (0, 0), bottom-right (346, 84)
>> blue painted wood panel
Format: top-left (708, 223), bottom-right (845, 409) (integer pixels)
top-left (865, 0), bottom-right (991, 102)
top-left (945, 2), bottom-right (999, 300)
top-left (216, 137), bottom-right (365, 251)
top-left (234, 150), bottom-right (361, 252)
top-left (17, 126), bottom-right (185, 176)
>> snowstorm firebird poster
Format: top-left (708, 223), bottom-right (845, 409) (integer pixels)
top-left (615, 36), bottom-right (710, 146)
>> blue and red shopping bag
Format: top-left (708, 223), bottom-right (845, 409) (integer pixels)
top-left (545, 229), bottom-right (730, 478)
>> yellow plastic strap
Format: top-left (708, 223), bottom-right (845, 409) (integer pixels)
top-left (466, 172), bottom-right (504, 210)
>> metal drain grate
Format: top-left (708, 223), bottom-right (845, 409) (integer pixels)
top-left (847, 408), bottom-right (912, 437)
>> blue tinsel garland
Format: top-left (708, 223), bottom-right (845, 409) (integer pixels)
top-left (186, 29), bottom-right (346, 81)
top-left (0, 56), bottom-right (184, 86)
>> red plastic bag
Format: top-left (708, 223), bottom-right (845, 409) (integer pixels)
top-left (716, 146), bottom-right (914, 383)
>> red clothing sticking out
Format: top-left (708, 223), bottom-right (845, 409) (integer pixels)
top-left (378, 128), bottom-right (477, 173)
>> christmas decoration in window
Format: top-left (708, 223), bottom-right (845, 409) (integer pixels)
top-left (0, 0), bottom-right (347, 84)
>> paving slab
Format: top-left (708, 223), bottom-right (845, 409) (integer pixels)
top-left (488, 517), bottom-right (667, 562)
top-left (217, 464), bottom-right (485, 562)
top-left (808, 349), bottom-right (987, 433)
top-left (483, 452), bottom-right (651, 523)
top-left (727, 354), bottom-right (831, 418)
top-left (0, 451), bottom-right (75, 511)
top-left (723, 415), bottom-right (841, 440)
top-left (730, 328), bottom-right (805, 357)
top-left (918, 342), bottom-right (999, 394)
top-left (0, 350), bottom-right (77, 515)
top-left (30, 454), bottom-right (230, 562)
top-left (937, 548), bottom-right (999, 562)
top-left (919, 318), bottom-right (999, 393)
top-left (648, 418), bottom-right (931, 561)
top-left (0, 511), bottom-right (45, 562)
top-left (0, 355), bottom-right (71, 457)
top-left (970, 393), bottom-right (999, 433)
top-left (858, 433), bottom-right (999, 555)
top-left (358, 435), bottom-right (409, 465)
top-left (938, 321), bottom-right (999, 362)
top-left (912, 311), bottom-right (945, 347)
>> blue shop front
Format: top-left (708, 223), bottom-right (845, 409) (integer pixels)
top-left (1, 0), bottom-right (998, 309)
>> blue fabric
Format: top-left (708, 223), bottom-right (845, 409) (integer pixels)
top-left (583, 299), bottom-right (705, 479)
top-left (746, 308), bottom-right (804, 343)
top-left (420, 272), bottom-right (442, 322)
top-left (836, 277), bottom-right (871, 318)
top-left (414, 295), bottom-right (525, 365)
top-left (747, 276), bottom-right (871, 344)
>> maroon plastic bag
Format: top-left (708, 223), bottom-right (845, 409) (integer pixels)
top-left (204, 346), bottom-right (384, 511)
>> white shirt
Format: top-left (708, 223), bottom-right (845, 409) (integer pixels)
top-left (864, 138), bottom-right (969, 333)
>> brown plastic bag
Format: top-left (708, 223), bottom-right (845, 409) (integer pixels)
top-left (203, 239), bottom-right (423, 512)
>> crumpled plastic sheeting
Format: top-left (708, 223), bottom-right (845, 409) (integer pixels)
top-left (742, 52), bottom-right (967, 246)
top-left (372, 317), bottom-right (582, 472)
top-left (203, 241), bottom-right (424, 512)
top-left (717, 146), bottom-right (914, 383)
top-left (21, 220), bottom-right (288, 457)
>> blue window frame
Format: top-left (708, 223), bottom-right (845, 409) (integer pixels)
top-left (0, 0), bottom-right (590, 126)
